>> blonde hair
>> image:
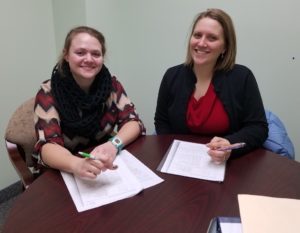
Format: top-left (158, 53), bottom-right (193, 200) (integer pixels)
top-left (185, 8), bottom-right (236, 72)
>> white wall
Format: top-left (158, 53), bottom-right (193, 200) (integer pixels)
top-left (1, 0), bottom-right (299, 190)
top-left (85, 0), bottom-right (190, 135)
top-left (86, 0), bottom-right (300, 158)
top-left (52, 0), bottom-right (86, 54)
top-left (0, 1), bottom-right (57, 189)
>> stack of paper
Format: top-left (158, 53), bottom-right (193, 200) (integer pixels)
top-left (238, 194), bottom-right (300, 233)
top-left (158, 140), bottom-right (226, 182)
top-left (61, 150), bottom-right (164, 212)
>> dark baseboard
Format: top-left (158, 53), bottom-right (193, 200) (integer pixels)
top-left (0, 181), bottom-right (22, 204)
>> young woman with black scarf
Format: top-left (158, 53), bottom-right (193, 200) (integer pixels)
top-left (33, 26), bottom-right (145, 179)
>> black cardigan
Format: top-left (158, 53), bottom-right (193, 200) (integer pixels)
top-left (154, 64), bottom-right (268, 156)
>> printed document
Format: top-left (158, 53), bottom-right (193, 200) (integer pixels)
top-left (158, 140), bottom-right (225, 182)
top-left (61, 150), bottom-right (164, 212)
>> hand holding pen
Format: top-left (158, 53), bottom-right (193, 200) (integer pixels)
top-left (216, 142), bottom-right (246, 151)
top-left (209, 142), bottom-right (246, 164)
top-left (79, 151), bottom-right (118, 170)
top-left (206, 136), bottom-right (246, 164)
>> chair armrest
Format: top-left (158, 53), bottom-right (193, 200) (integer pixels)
top-left (5, 140), bottom-right (35, 189)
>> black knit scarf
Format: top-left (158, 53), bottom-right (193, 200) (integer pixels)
top-left (51, 62), bottom-right (112, 139)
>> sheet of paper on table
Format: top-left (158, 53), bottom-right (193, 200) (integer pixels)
top-left (158, 140), bottom-right (226, 182)
top-left (61, 150), bottom-right (164, 212)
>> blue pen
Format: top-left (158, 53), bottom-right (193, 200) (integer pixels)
top-left (217, 142), bottom-right (246, 151)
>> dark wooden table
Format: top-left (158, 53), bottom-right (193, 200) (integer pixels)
top-left (3, 135), bottom-right (300, 233)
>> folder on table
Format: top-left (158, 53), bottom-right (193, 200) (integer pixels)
top-left (208, 194), bottom-right (300, 233)
top-left (238, 194), bottom-right (300, 233)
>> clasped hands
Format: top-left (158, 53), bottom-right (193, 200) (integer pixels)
top-left (74, 141), bottom-right (118, 179)
top-left (206, 136), bottom-right (232, 164)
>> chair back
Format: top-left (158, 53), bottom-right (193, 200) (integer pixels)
top-left (263, 110), bottom-right (295, 160)
top-left (4, 97), bottom-right (37, 189)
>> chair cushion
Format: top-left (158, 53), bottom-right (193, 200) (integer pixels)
top-left (5, 97), bottom-right (36, 167)
top-left (263, 110), bottom-right (295, 160)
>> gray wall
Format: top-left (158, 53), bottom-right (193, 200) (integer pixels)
top-left (52, 0), bottom-right (86, 55)
top-left (1, 0), bottom-right (299, 190)
top-left (0, 1), bottom-right (56, 189)
top-left (86, 0), bottom-right (299, 158)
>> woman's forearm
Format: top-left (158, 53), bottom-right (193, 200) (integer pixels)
top-left (41, 143), bottom-right (80, 173)
top-left (116, 121), bottom-right (141, 146)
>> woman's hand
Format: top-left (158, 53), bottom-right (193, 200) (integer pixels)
top-left (72, 157), bottom-right (105, 179)
top-left (206, 136), bottom-right (231, 164)
top-left (90, 141), bottom-right (118, 170)
top-left (71, 141), bottom-right (118, 179)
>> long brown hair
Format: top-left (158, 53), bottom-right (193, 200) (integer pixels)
top-left (57, 26), bottom-right (106, 75)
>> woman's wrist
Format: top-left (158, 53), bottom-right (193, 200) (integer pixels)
top-left (109, 136), bottom-right (124, 154)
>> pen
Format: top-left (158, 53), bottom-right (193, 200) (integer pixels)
top-left (78, 151), bottom-right (118, 169)
top-left (78, 151), bottom-right (97, 160)
top-left (216, 142), bottom-right (246, 151)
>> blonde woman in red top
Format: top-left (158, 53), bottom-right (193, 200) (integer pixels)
top-left (155, 9), bottom-right (268, 163)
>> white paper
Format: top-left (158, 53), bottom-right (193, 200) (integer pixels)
top-left (61, 150), bottom-right (164, 212)
top-left (120, 150), bottom-right (164, 189)
top-left (220, 222), bottom-right (243, 233)
top-left (160, 140), bottom-right (225, 182)
top-left (207, 217), bottom-right (242, 233)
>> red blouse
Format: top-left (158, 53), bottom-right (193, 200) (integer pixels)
top-left (186, 83), bottom-right (229, 135)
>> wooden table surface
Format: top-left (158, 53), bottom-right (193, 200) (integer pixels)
top-left (3, 135), bottom-right (300, 233)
